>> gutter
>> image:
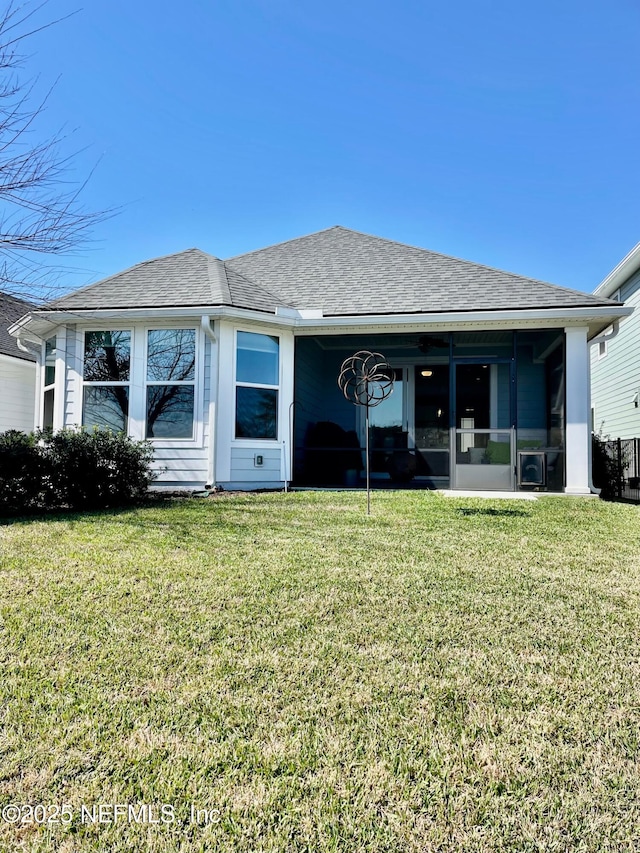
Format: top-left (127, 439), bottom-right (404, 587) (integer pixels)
top-left (200, 316), bottom-right (217, 489)
top-left (12, 303), bottom-right (632, 338)
top-left (587, 321), bottom-right (620, 494)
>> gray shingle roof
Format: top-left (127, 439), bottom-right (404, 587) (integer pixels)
top-left (47, 227), bottom-right (616, 316)
top-left (227, 226), bottom-right (615, 315)
top-left (50, 249), bottom-right (292, 313)
top-left (0, 292), bottom-right (36, 361)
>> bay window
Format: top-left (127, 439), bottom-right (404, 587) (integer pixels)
top-left (146, 329), bottom-right (196, 439)
top-left (42, 336), bottom-right (56, 429)
top-left (235, 331), bottom-right (279, 439)
top-left (82, 330), bottom-right (130, 432)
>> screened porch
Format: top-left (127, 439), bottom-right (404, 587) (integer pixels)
top-left (292, 330), bottom-right (566, 492)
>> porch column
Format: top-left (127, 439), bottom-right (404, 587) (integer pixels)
top-left (215, 321), bottom-right (234, 483)
top-left (279, 331), bottom-right (295, 484)
top-left (52, 324), bottom-right (67, 431)
top-left (564, 326), bottom-right (591, 495)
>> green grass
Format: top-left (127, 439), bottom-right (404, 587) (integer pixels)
top-left (1, 491), bottom-right (640, 852)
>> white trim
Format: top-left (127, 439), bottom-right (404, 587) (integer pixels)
top-left (66, 326), bottom-right (82, 430)
top-left (79, 327), bottom-right (133, 433)
top-left (215, 322), bottom-right (234, 481)
top-left (13, 303), bottom-right (632, 340)
top-left (129, 326), bottom-right (145, 439)
top-left (53, 326), bottom-right (66, 431)
top-left (291, 306), bottom-right (633, 335)
top-left (74, 324), bottom-right (205, 447)
top-left (40, 333), bottom-right (57, 430)
top-left (564, 327), bottom-right (591, 495)
top-left (594, 242), bottom-right (640, 298)
top-left (201, 316), bottom-right (218, 487)
top-left (279, 330), bottom-right (295, 476)
top-left (233, 327), bottom-right (281, 442)
top-left (33, 354), bottom-right (42, 431)
top-left (143, 326), bottom-right (200, 446)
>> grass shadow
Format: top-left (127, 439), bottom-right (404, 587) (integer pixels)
top-left (456, 506), bottom-right (532, 518)
top-left (0, 496), bottom-right (172, 527)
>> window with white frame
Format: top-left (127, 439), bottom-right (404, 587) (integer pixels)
top-left (146, 329), bottom-right (196, 439)
top-left (42, 336), bottom-right (56, 429)
top-left (235, 331), bottom-right (279, 439)
top-left (82, 330), bottom-right (131, 432)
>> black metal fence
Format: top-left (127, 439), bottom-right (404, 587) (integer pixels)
top-left (595, 437), bottom-right (640, 503)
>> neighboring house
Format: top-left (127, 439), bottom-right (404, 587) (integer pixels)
top-left (0, 292), bottom-right (36, 433)
top-left (590, 243), bottom-right (640, 440)
top-left (9, 227), bottom-right (630, 494)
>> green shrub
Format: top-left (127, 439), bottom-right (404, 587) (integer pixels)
top-left (0, 430), bottom-right (43, 514)
top-left (41, 428), bottom-right (156, 510)
top-left (0, 428), bottom-right (155, 515)
top-left (592, 434), bottom-right (625, 500)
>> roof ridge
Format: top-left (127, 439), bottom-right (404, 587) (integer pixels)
top-left (46, 248), bottom-right (207, 306)
top-left (226, 226), bottom-right (344, 261)
top-left (326, 226), bottom-right (571, 288)
top-left (328, 227), bottom-right (618, 303)
top-left (223, 261), bottom-right (294, 308)
top-left (227, 225), bottom-right (593, 295)
top-left (206, 255), bottom-right (232, 304)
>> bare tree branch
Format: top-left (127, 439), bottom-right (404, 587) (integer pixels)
top-left (0, 0), bottom-right (110, 307)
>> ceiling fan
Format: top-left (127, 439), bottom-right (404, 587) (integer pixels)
top-left (416, 335), bottom-right (449, 353)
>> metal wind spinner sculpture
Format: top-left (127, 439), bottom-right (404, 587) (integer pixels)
top-left (338, 350), bottom-right (395, 515)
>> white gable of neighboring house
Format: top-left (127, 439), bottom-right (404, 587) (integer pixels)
top-left (0, 292), bottom-right (37, 433)
top-left (591, 243), bottom-right (640, 441)
top-left (0, 354), bottom-right (36, 433)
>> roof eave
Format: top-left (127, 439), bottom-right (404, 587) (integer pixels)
top-left (292, 304), bottom-right (632, 338)
top-left (12, 303), bottom-right (632, 341)
top-left (594, 242), bottom-right (640, 298)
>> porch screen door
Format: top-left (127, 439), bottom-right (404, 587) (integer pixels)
top-left (453, 361), bottom-right (514, 490)
top-left (368, 367), bottom-right (405, 475)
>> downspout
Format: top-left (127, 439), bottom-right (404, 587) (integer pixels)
top-left (16, 337), bottom-right (41, 431)
top-left (587, 321), bottom-right (620, 494)
top-left (16, 337), bottom-right (38, 356)
top-left (201, 316), bottom-right (217, 489)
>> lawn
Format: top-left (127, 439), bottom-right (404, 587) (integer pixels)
top-left (1, 491), bottom-right (640, 852)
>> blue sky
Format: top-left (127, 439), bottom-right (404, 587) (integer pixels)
top-left (23, 0), bottom-right (640, 294)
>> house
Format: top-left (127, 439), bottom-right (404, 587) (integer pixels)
top-left (0, 292), bottom-right (37, 433)
top-left (8, 227), bottom-right (631, 494)
top-left (590, 242), bottom-right (640, 439)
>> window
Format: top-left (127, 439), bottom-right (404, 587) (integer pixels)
top-left (42, 336), bottom-right (56, 429)
top-left (145, 329), bottom-right (196, 438)
top-left (598, 340), bottom-right (607, 359)
top-left (235, 331), bottom-right (279, 439)
top-left (82, 330), bottom-right (130, 432)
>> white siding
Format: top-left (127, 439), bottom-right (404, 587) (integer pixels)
top-left (0, 356), bottom-right (36, 432)
top-left (64, 325), bottom-right (81, 426)
top-left (150, 447), bottom-right (209, 486)
top-left (591, 269), bottom-right (640, 439)
top-left (226, 446), bottom-right (282, 489)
